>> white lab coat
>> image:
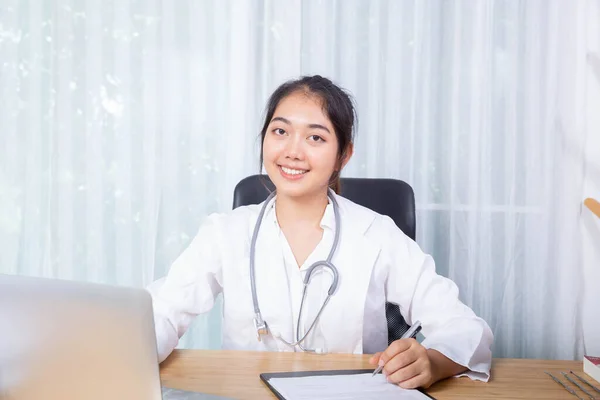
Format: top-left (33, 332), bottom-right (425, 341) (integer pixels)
top-left (147, 192), bottom-right (493, 381)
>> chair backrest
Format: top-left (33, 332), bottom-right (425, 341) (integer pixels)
top-left (232, 174), bottom-right (415, 345)
top-left (233, 175), bottom-right (416, 241)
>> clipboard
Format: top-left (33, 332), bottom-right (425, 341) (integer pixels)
top-left (260, 369), bottom-right (437, 399)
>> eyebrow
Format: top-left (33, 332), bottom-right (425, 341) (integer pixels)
top-left (270, 117), bottom-right (332, 135)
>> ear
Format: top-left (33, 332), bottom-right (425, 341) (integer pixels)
top-left (339, 143), bottom-right (354, 170)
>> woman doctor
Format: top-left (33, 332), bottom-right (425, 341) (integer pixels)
top-left (148, 75), bottom-right (493, 389)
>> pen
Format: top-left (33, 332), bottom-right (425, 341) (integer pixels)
top-left (372, 320), bottom-right (422, 377)
top-left (560, 372), bottom-right (597, 399)
top-left (545, 372), bottom-right (585, 400)
top-left (570, 371), bottom-right (600, 394)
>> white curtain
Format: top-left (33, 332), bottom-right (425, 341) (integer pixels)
top-left (1, 0), bottom-right (599, 359)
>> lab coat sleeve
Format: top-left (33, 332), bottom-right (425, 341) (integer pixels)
top-left (146, 213), bottom-right (224, 363)
top-left (382, 217), bottom-right (493, 382)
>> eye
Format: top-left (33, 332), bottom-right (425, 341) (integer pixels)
top-left (272, 128), bottom-right (286, 136)
top-left (308, 134), bottom-right (325, 142)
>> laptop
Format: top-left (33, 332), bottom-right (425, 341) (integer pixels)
top-left (0, 273), bottom-right (162, 400)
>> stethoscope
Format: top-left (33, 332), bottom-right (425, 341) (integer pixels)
top-left (250, 189), bottom-right (341, 353)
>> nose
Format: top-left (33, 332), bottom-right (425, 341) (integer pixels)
top-left (284, 134), bottom-right (304, 160)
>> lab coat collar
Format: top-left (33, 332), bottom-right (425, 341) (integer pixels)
top-left (263, 194), bottom-right (336, 231)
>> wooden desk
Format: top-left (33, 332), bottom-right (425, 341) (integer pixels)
top-left (160, 350), bottom-right (592, 399)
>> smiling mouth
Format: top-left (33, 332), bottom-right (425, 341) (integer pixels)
top-left (278, 165), bottom-right (309, 179)
top-left (280, 165), bottom-right (308, 175)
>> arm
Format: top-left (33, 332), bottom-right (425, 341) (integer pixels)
top-left (147, 213), bottom-right (224, 363)
top-left (371, 217), bottom-right (493, 386)
top-left (427, 348), bottom-right (469, 382)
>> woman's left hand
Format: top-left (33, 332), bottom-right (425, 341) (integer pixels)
top-left (369, 339), bottom-right (435, 389)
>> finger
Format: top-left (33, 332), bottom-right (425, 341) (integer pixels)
top-left (383, 349), bottom-right (420, 376)
top-left (398, 371), bottom-right (432, 390)
top-left (381, 339), bottom-right (415, 363)
top-left (369, 352), bottom-right (382, 365)
top-left (386, 358), bottom-right (422, 384)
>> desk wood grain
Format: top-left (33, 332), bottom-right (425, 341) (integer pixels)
top-left (159, 350), bottom-right (592, 399)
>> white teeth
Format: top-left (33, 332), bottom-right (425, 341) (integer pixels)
top-left (281, 166), bottom-right (307, 175)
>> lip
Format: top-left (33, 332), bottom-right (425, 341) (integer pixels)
top-left (278, 165), bottom-right (308, 181)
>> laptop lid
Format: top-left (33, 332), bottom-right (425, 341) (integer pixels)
top-left (0, 273), bottom-right (162, 400)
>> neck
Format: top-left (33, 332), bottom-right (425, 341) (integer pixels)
top-left (275, 190), bottom-right (330, 230)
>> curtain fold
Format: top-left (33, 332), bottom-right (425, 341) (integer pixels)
top-left (1, 0), bottom-right (598, 359)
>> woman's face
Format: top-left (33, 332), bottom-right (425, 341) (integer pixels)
top-left (262, 92), bottom-right (340, 200)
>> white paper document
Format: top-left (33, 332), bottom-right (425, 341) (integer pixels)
top-left (267, 373), bottom-right (432, 400)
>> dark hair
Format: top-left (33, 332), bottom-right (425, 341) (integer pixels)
top-left (259, 75), bottom-right (357, 194)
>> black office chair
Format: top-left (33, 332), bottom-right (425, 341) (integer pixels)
top-left (232, 174), bottom-right (415, 345)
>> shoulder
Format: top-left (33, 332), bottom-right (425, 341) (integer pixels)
top-left (333, 192), bottom-right (409, 241)
top-left (333, 193), bottom-right (377, 230)
top-left (196, 202), bottom-right (265, 237)
top-left (334, 195), bottom-right (428, 276)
